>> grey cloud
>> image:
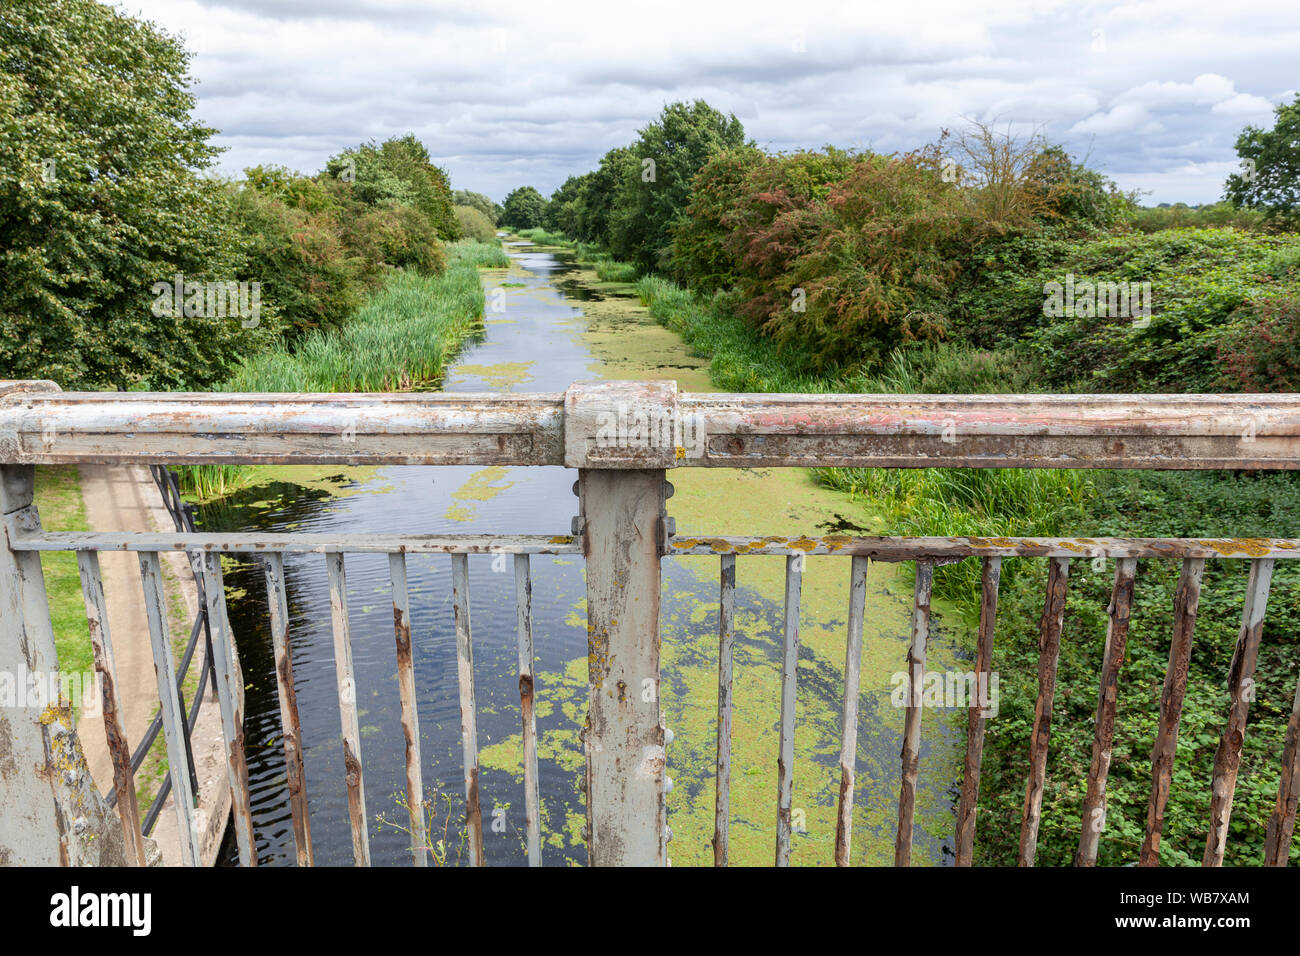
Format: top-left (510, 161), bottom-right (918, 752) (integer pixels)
top-left (122, 0), bottom-right (1298, 204)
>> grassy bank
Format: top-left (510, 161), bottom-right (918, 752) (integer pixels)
top-left (34, 466), bottom-right (92, 689)
top-left (180, 241), bottom-right (502, 499)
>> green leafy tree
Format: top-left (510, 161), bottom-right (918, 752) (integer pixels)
top-left (228, 183), bottom-right (366, 342)
top-left (0, 0), bottom-right (277, 389)
top-left (325, 135), bottom-right (460, 240)
top-left (609, 100), bottom-right (749, 272)
top-left (570, 148), bottom-right (635, 246)
top-left (500, 186), bottom-right (547, 230)
top-left (1225, 95), bottom-right (1300, 229)
top-left (543, 175), bottom-right (587, 234)
top-left (452, 189), bottom-right (503, 224)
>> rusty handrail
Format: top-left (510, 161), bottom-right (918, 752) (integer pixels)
top-left (4, 382), bottom-right (1300, 469)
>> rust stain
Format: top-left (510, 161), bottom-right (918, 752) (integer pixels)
top-left (466, 766), bottom-right (484, 866)
top-left (834, 764), bottom-right (853, 866)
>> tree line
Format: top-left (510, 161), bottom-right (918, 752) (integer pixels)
top-left (0, 0), bottom-right (504, 391)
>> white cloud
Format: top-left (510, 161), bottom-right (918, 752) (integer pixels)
top-left (1212, 93), bottom-right (1276, 116)
top-left (1070, 103), bottom-right (1160, 136)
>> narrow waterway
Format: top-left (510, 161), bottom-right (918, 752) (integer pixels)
top-left (208, 240), bottom-right (964, 866)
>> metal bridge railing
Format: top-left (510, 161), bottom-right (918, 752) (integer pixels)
top-left (2, 379), bottom-right (1299, 866)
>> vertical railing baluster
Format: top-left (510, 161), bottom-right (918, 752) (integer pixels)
top-left (714, 553), bottom-right (736, 867)
top-left (263, 553), bottom-right (313, 867)
top-left (387, 552), bottom-right (425, 866)
top-left (775, 553), bottom-right (802, 866)
top-left (200, 551), bottom-right (257, 866)
top-left (1264, 671), bottom-right (1300, 866)
top-left (955, 556), bottom-right (1001, 867)
top-left (77, 550), bottom-right (148, 867)
top-left (895, 559), bottom-right (933, 867)
top-left (326, 551), bottom-right (369, 866)
top-left (834, 555), bottom-right (869, 866)
top-left (1076, 557), bottom-right (1137, 866)
top-left (1140, 557), bottom-right (1204, 866)
top-left (451, 553), bottom-right (485, 866)
top-left (139, 551), bottom-right (201, 867)
top-left (514, 553), bottom-right (541, 867)
top-left (1018, 556), bottom-right (1070, 867)
top-left (1204, 557), bottom-right (1274, 866)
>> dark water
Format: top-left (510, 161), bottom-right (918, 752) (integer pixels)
top-left (211, 244), bottom-right (959, 866)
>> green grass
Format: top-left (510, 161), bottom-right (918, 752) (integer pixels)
top-left (34, 466), bottom-right (92, 704)
top-left (448, 238), bottom-right (509, 269)
top-left (180, 245), bottom-right (496, 499)
top-left (594, 259), bottom-right (638, 283)
top-left (226, 265), bottom-right (484, 391)
top-left (515, 227), bottom-right (570, 246)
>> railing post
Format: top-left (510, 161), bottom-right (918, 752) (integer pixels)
top-left (567, 382), bottom-right (678, 867)
top-left (0, 451), bottom-right (129, 864)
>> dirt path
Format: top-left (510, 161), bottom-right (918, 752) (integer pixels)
top-left (76, 465), bottom-right (232, 866)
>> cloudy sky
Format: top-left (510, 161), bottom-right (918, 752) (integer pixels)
top-left (118, 0), bottom-right (1297, 206)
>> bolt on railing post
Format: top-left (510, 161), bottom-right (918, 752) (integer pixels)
top-left (566, 381), bottom-right (678, 867)
top-left (0, 457), bottom-right (128, 865)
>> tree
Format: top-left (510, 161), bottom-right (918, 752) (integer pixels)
top-left (500, 186), bottom-right (547, 230)
top-left (325, 135), bottom-right (460, 240)
top-left (453, 189), bottom-right (503, 225)
top-left (543, 175), bottom-right (587, 234)
top-left (946, 122), bottom-right (1130, 232)
top-left (608, 100), bottom-right (749, 272)
top-left (570, 147), bottom-right (635, 246)
top-left (0, 0), bottom-right (277, 389)
top-left (1225, 95), bottom-right (1300, 229)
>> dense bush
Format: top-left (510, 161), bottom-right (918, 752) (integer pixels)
top-left (227, 185), bottom-right (364, 344)
top-left (1217, 295), bottom-right (1300, 390)
top-left (1131, 201), bottom-right (1266, 234)
top-left (228, 153), bottom-right (456, 353)
top-left (1019, 228), bottom-right (1300, 391)
top-left (452, 189), bottom-right (503, 225)
top-left (674, 145), bottom-right (965, 369)
top-left (453, 204), bottom-right (498, 242)
top-left (355, 202), bottom-right (447, 275)
top-left (670, 145), bottom-right (784, 293)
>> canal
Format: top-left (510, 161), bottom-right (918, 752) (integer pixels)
top-left (208, 239), bottom-right (965, 866)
